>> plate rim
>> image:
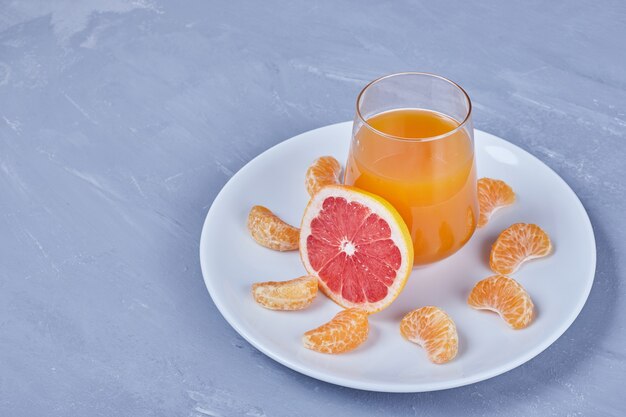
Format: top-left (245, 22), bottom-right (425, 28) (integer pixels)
top-left (199, 121), bottom-right (596, 393)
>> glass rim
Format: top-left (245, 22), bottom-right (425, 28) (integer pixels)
top-left (355, 72), bottom-right (473, 143)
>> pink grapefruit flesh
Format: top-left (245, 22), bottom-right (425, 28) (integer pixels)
top-left (300, 185), bottom-right (413, 313)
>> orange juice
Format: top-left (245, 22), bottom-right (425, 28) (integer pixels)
top-left (345, 109), bottom-right (478, 265)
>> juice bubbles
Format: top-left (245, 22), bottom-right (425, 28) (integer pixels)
top-left (345, 108), bottom-right (477, 265)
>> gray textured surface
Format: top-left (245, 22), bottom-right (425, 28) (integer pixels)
top-left (0, 0), bottom-right (624, 415)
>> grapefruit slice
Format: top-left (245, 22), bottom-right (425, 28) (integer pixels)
top-left (299, 185), bottom-right (414, 313)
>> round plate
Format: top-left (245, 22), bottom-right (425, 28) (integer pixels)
top-left (199, 122), bottom-right (595, 392)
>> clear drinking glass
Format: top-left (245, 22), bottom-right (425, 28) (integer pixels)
top-left (344, 72), bottom-right (477, 266)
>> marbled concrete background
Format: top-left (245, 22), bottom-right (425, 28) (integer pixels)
top-left (0, 0), bottom-right (624, 416)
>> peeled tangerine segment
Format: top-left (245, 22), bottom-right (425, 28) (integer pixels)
top-left (400, 306), bottom-right (458, 364)
top-left (477, 178), bottom-right (515, 228)
top-left (247, 205), bottom-right (299, 251)
top-left (303, 308), bottom-right (369, 354)
top-left (305, 156), bottom-right (341, 197)
top-left (468, 275), bottom-right (534, 329)
top-left (252, 276), bottom-right (318, 311)
top-left (490, 223), bottom-right (552, 274)
top-left (299, 185), bottom-right (414, 313)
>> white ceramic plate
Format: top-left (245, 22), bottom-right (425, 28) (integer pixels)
top-left (199, 122), bottom-right (595, 392)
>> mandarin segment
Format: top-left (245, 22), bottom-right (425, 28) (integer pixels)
top-left (302, 308), bottom-right (369, 354)
top-left (437, 222), bottom-right (455, 256)
top-left (252, 276), bottom-right (318, 310)
top-left (490, 223), bottom-right (552, 274)
top-left (460, 205), bottom-right (477, 245)
top-left (477, 178), bottom-right (515, 228)
top-left (400, 306), bottom-right (458, 364)
top-left (247, 205), bottom-right (300, 251)
top-left (468, 275), bottom-right (534, 329)
top-left (305, 156), bottom-right (342, 197)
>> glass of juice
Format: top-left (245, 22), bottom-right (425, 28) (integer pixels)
top-left (344, 72), bottom-right (477, 266)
